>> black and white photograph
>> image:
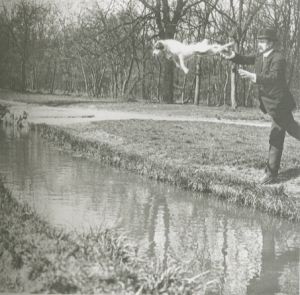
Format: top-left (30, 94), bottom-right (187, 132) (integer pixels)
top-left (0, 0), bottom-right (299, 294)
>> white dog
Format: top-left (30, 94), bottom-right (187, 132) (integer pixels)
top-left (153, 39), bottom-right (234, 74)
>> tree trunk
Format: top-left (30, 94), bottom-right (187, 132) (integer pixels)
top-left (156, 59), bottom-right (162, 101)
top-left (21, 59), bottom-right (26, 92)
top-left (98, 67), bottom-right (106, 98)
top-left (122, 56), bottom-right (134, 98)
top-left (181, 74), bottom-right (187, 104)
top-left (162, 59), bottom-right (174, 103)
top-left (142, 50), bottom-right (147, 100)
top-left (79, 55), bottom-right (88, 94)
top-left (230, 64), bottom-right (237, 109)
top-left (223, 67), bottom-right (229, 106)
top-left (194, 60), bottom-right (201, 105)
top-left (50, 59), bottom-right (57, 94)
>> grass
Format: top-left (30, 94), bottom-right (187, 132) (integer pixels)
top-left (3, 88), bottom-right (300, 122)
top-left (55, 119), bottom-right (300, 181)
top-left (1, 89), bottom-right (300, 220)
top-left (0, 178), bottom-right (217, 294)
top-left (36, 122), bottom-right (300, 221)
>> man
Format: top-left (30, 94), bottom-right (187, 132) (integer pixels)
top-left (221, 28), bottom-right (300, 184)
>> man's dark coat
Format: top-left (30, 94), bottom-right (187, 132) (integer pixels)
top-left (232, 50), bottom-right (296, 117)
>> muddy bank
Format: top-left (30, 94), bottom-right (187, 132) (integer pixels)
top-left (35, 123), bottom-right (300, 222)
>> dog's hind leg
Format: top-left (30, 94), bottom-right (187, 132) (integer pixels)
top-left (213, 42), bottom-right (235, 54)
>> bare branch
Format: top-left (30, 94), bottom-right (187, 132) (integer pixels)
top-left (138, 0), bottom-right (156, 12)
top-left (207, 1), bottom-right (236, 25)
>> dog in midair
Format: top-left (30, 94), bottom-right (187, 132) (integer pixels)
top-left (153, 39), bottom-right (234, 74)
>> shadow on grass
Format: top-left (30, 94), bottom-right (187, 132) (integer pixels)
top-left (278, 167), bottom-right (300, 182)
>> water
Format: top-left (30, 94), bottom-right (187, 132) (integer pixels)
top-left (0, 124), bottom-right (299, 295)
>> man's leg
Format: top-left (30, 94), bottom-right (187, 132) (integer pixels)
top-left (285, 114), bottom-right (300, 140)
top-left (273, 109), bottom-right (300, 140)
top-left (261, 120), bottom-right (285, 184)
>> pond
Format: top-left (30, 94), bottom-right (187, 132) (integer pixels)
top-left (0, 124), bottom-right (299, 295)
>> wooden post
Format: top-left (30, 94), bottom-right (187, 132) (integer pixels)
top-left (194, 59), bottom-right (201, 105)
top-left (230, 64), bottom-right (237, 109)
top-left (181, 74), bottom-right (187, 104)
top-left (230, 41), bottom-right (238, 109)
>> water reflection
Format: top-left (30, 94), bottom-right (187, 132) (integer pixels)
top-left (0, 124), bottom-right (299, 295)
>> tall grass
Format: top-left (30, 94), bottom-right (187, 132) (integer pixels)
top-left (0, 179), bottom-right (215, 294)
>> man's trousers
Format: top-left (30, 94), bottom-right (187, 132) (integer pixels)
top-left (267, 109), bottom-right (300, 175)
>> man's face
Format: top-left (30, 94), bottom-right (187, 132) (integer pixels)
top-left (258, 39), bottom-right (273, 53)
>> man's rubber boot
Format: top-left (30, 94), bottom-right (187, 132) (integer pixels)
top-left (260, 145), bottom-right (282, 185)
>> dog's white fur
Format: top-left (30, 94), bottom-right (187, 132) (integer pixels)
top-left (153, 39), bottom-right (234, 74)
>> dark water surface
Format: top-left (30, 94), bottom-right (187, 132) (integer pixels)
top-left (0, 125), bottom-right (299, 295)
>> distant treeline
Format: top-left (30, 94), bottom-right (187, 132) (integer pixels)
top-left (0, 0), bottom-right (299, 107)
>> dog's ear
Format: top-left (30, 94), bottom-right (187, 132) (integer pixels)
top-left (154, 40), bottom-right (164, 50)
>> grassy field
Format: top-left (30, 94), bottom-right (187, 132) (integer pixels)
top-left (0, 179), bottom-right (215, 294)
top-left (4, 88), bottom-right (300, 122)
top-left (57, 117), bottom-right (300, 189)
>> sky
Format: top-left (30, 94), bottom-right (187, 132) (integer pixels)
top-left (1, 0), bottom-right (118, 14)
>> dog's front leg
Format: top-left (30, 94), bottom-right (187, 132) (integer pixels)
top-left (178, 55), bottom-right (189, 74)
top-left (172, 56), bottom-right (182, 69)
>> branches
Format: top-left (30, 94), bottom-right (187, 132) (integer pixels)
top-left (0, 0), bottom-right (300, 103)
top-left (137, 0), bottom-right (156, 12)
top-left (180, 0), bottom-right (206, 19)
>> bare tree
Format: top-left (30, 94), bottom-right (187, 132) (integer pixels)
top-left (138, 0), bottom-right (205, 103)
top-left (2, 0), bottom-right (49, 92)
top-left (212, 0), bottom-right (265, 108)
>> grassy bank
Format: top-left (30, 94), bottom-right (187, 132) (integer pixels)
top-left (1, 89), bottom-right (300, 220)
top-left (0, 179), bottom-right (215, 294)
top-left (36, 121), bottom-right (300, 221)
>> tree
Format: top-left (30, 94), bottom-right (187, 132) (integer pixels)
top-left (2, 0), bottom-right (49, 92)
top-left (212, 0), bottom-right (265, 108)
top-left (138, 0), bottom-right (205, 103)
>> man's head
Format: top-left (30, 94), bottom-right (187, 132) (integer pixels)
top-left (257, 28), bottom-right (278, 53)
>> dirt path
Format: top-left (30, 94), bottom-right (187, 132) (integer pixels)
top-left (0, 98), bottom-right (271, 127)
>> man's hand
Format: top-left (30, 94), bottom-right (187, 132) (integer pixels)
top-left (238, 69), bottom-right (256, 83)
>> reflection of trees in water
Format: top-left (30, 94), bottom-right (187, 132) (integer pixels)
top-left (144, 193), bottom-right (300, 295)
top-left (220, 217), bottom-right (228, 294)
top-left (247, 228), bottom-right (299, 295)
top-left (143, 186), bottom-right (170, 268)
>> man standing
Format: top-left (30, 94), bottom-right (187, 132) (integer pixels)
top-left (221, 28), bottom-right (300, 184)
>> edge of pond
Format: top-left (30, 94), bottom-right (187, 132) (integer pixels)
top-left (34, 123), bottom-right (300, 222)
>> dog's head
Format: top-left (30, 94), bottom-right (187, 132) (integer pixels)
top-left (153, 40), bottom-right (165, 56)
